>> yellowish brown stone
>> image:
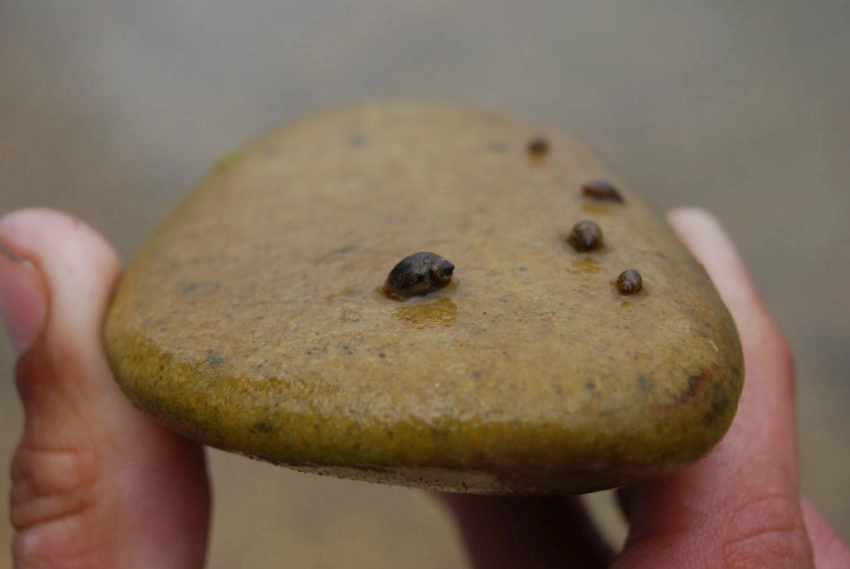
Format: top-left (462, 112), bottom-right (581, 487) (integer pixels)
top-left (105, 101), bottom-right (743, 494)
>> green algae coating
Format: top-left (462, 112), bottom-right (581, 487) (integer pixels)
top-left (105, 101), bottom-right (744, 494)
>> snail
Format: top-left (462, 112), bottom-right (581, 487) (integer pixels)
top-left (383, 252), bottom-right (455, 299)
top-left (527, 136), bottom-right (550, 158)
top-left (566, 220), bottom-right (604, 252)
top-left (616, 269), bottom-right (643, 295)
top-left (581, 180), bottom-right (624, 203)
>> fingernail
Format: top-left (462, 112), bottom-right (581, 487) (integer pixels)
top-left (0, 239), bottom-right (47, 355)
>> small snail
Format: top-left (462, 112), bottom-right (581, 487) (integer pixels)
top-left (581, 180), bottom-right (624, 203)
top-left (566, 220), bottom-right (604, 252)
top-left (383, 252), bottom-right (455, 299)
top-left (616, 269), bottom-right (643, 295)
top-left (527, 136), bottom-right (550, 158)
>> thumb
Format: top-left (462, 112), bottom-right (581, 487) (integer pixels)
top-left (1, 209), bottom-right (210, 569)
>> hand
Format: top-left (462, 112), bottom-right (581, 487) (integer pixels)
top-left (2, 208), bottom-right (848, 568)
top-left (1, 209), bottom-right (210, 568)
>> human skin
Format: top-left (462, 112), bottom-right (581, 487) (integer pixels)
top-left (1, 207), bottom-right (848, 568)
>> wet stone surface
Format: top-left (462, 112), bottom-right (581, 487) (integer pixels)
top-left (105, 101), bottom-right (744, 494)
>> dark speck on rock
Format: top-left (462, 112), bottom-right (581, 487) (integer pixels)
top-left (488, 141), bottom-right (508, 153)
top-left (346, 134), bottom-right (369, 147)
top-left (205, 351), bottom-right (225, 366)
top-left (182, 281), bottom-right (219, 294)
top-left (703, 384), bottom-right (730, 425)
top-left (679, 372), bottom-right (707, 405)
top-left (252, 420), bottom-right (275, 434)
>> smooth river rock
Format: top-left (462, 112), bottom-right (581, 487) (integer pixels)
top-left (105, 101), bottom-right (744, 494)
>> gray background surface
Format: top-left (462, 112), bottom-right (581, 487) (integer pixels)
top-left (1, 2), bottom-right (848, 566)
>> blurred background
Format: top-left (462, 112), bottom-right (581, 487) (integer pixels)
top-left (1, 1), bottom-right (848, 566)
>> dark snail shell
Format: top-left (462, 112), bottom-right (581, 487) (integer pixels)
top-left (581, 181), bottom-right (624, 203)
top-left (527, 136), bottom-right (550, 158)
top-left (383, 252), bottom-right (455, 299)
top-left (616, 269), bottom-right (643, 295)
top-left (566, 220), bottom-right (604, 252)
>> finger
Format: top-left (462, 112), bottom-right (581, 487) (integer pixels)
top-left (613, 208), bottom-right (814, 568)
top-left (1, 209), bottom-right (211, 569)
top-left (0, 240), bottom-right (45, 354)
top-left (801, 498), bottom-right (850, 569)
top-left (441, 494), bottom-right (613, 569)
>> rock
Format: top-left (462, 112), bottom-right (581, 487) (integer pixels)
top-left (105, 101), bottom-right (743, 494)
